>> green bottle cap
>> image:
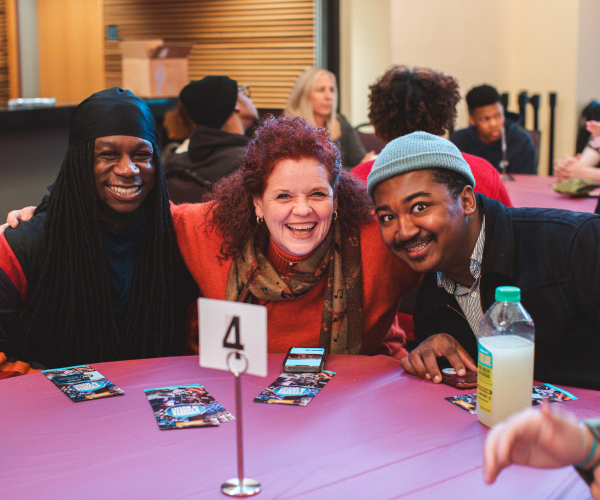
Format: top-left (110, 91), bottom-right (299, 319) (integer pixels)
top-left (495, 286), bottom-right (520, 302)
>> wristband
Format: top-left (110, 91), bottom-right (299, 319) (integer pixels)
top-left (576, 423), bottom-right (599, 469)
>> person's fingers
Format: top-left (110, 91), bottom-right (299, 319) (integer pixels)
top-left (456, 345), bottom-right (477, 372)
top-left (407, 349), bottom-right (432, 380)
top-left (7, 210), bottom-right (22, 227)
top-left (420, 346), bottom-right (443, 383)
top-left (0, 223), bottom-right (8, 236)
top-left (440, 345), bottom-right (466, 378)
top-left (399, 355), bottom-right (417, 375)
top-left (20, 210), bottom-right (33, 221)
top-left (483, 427), bottom-right (503, 484)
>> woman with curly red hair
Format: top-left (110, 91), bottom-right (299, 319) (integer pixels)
top-left (173, 115), bottom-right (419, 355)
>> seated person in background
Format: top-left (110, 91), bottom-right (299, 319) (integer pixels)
top-left (351, 65), bottom-right (512, 206)
top-left (285, 67), bottom-right (376, 170)
top-left (368, 132), bottom-right (600, 390)
top-left (161, 100), bottom-right (195, 152)
top-left (162, 76), bottom-right (259, 184)
top-left (450, 84), bottom-right (536, 174)
top-left (0, 88), bottom-right (192, 377)
top-left (173, 115), bottom-right (420, 356)
top-left (484, 403), bottom-right (600, 497)
top-left (555, 120), bottom-right (600, 182)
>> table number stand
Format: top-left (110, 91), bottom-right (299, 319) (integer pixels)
top-left (221, 351), bottom-right (261, 497)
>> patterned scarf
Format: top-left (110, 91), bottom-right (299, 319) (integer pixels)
top-left (225, 221), bottom-right (363, 354)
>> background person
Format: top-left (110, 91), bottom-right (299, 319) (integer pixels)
top-left (484, 403), bottom-right (600, 498)
top-left (351, 65), bottom-right (512, 206)
top-left (285, 67), bottom-right (375, 170)
top-left (173, 115), bottom-right (420, 355)
top-left (450, 84), bottom-right (536, 174)
top-left (162, 76), bottom-right (259, 185)
top-left (554, 120), bottom-right (600, 183)
top-left (0, 88), bottom-right (192, 377)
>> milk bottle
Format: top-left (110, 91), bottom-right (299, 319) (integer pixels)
top-left (477, 286), bottom-right (535, 428)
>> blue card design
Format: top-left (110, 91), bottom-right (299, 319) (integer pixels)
top-left (144, 384), bottom-right (234, 430)
top-left (42, 364), bottom-right (124, 402)
top-left (446, 383), bottom-right (578, 414)
top-left (253, 371), bottom-right (335, 406)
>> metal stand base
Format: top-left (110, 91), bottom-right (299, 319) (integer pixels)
top-left (221, 478), bottom-right (261, 497)
top-left (501, 173), bottom-right (515, 181)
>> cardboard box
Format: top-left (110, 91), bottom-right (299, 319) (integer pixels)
top-left (120, 40), bottom-right (193, 98)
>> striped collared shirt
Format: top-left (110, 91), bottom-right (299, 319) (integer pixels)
top-left (436, 217), bottom-right (485, 337)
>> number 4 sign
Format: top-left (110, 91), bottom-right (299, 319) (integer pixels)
top-left (198, 298), bottom-right (268, 377)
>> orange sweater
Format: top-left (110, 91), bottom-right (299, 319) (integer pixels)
top-left (172, 203), bottom-right (420, 355)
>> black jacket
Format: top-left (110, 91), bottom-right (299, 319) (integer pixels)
top-left (450, 119), bottom-right (536, 174)
top-left (162, 124), bottom-right (248, 184)
top-left (414, 194), bottom-right (600, 390)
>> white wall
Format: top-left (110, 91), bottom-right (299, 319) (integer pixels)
top-left (17, 0), bottom-right (39, 97)
top-left (577, 0), bottom-right (600, 111)
top-left (341, 0), bottom-right (599, 175)
top-left (339, 0), bottom-right (390, 127)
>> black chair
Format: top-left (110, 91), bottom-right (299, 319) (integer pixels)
top-left (355, 123), bottom-right (385, 155)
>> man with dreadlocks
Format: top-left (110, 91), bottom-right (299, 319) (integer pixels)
top-left (0, 88), bottom-right (192, 378)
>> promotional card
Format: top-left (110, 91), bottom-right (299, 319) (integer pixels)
top-left (446, 383), bottom-right (577, 414)
top-left (42, 365), bottom-right (124, 402)
top-left (144, 384), bottom-right (234, 430)
top-left (253, 371), bottom-right (335, 406)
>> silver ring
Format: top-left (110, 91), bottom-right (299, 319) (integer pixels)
top-left (226, 350), bottom-right (249, 376)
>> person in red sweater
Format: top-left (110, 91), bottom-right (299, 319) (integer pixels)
top-left (351, 65), bottom-right (512, 207)
top-left (172, 115), bottom-right (420, 357)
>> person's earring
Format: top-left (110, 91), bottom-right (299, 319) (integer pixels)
top-left (256, 216), bottom-right (264, 225)
top-left (333, 211), bottom-right (338, 220)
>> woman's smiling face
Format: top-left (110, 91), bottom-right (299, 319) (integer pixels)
top-left (253, 157), bottom-right (336, 257)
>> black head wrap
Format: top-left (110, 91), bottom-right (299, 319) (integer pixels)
top-left (68, 87), bottom-right (159, 146)
top-left (179, 76), bottom-right (238, 129)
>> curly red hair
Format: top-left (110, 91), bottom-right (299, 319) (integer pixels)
top-left (206, 115), bottom-right (374, 261)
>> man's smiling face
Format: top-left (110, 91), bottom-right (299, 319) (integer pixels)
top-left (373, 169), bottom-right (475, 277)
top-left (93, 135), bottom-right (155, 215)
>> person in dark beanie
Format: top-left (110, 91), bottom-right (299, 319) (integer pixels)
top-left (163, 76), bottom-right (259, 187)
top-left (0, 87), bottom-right (194, 377)
top-left (450, 84), bottom-right (536, 174)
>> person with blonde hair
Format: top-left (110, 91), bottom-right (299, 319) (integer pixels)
top-left (286, 67), bottom-right (375, 170)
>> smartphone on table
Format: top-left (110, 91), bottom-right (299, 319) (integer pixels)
top-left (441, 367), bottom-right (477, 389)
top-left (283, 347), bottom-right (327, 373)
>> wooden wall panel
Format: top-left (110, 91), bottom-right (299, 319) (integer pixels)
top-left (0, 0), bottom-right (8, 105)
top-left (104, 0), bottom-right (316, 109)
top-left (37, 0), bottom-right (105, 105)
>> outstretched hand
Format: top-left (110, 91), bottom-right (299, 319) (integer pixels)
top-left (399, 333), bottom-right (477, 383)
top-left (483, 403), bottom-right (593, 484)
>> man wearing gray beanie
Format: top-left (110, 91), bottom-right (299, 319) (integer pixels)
top-left (369, 131), bottom-right (600, 391)
top-left (163, 76), bottom-right (259, 194)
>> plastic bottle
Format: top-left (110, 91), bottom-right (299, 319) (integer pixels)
top-left (477, 286), bottom-right (535, 428)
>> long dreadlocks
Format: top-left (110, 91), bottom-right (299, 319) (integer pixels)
top-left (16, 139), bottom-right (191, 368)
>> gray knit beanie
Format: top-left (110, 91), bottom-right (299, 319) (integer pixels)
top-left (367, 131), bottom-right (475, 196)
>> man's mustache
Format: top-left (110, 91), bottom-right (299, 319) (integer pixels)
top-left (393, 233), bottom-right (435, 252)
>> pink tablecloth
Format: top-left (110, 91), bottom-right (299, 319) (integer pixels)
top-left (504, 174), bottom-right (598, 212)
top-left (1, 354), bottom-right (596, 499)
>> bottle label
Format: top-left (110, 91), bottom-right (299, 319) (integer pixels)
top-left (477, 343), bottom-right (493, 413)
